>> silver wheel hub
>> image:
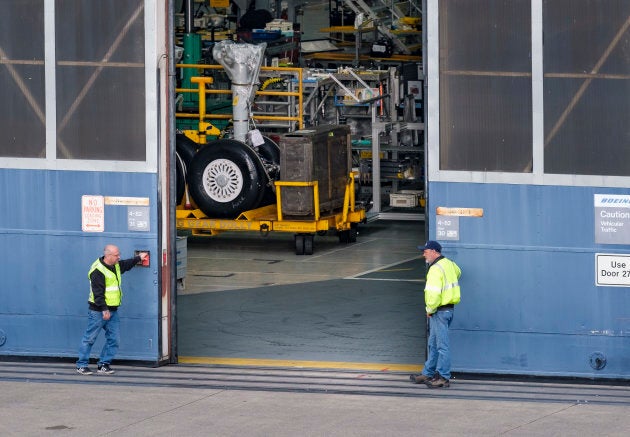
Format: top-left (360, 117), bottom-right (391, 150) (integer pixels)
top-left (202, 159), bottom-right (243, 202)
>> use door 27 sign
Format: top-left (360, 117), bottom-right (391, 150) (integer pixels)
top-left (596, 253), bottom-right (630, 287)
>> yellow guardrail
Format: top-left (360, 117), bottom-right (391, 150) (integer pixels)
top-left (274, 180), bottom-right (320, 222)
top-left (175, 64), bottom-right (304, 130)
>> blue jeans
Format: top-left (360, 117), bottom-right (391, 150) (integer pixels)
top-left (76, 309), bottom-right (120, 368)
top-left (422, 309), bottom-right (453, 380)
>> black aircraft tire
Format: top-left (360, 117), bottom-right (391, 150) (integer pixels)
top-left (257, 136), bottom-right (280, 164)
top-left (176, 152), bottom-right (185, 205)
top-left (256, 136), bottom-right (281, 207)
top-left (176, 133), bottom-right (199, 167)
top-left (187, 139), bottom-right (266, 218)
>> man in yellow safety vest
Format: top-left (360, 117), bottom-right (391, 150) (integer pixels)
top-left (410, 240), bottom-right (461, 388)
top-left (76, 245), bottom-right (148, 375)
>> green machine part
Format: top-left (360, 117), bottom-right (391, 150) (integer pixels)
top-left (182, 32), bottom-right (201, 108)
top-left (177, 32), bottom-right (231, 135)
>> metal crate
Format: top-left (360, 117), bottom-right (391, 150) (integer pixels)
top-left (279, 125), bottom-right (351, 216)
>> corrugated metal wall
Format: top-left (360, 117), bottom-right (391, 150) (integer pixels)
top-left (0, 1), bottom-right (166, 363)
top-left (427, 182), bottom-right (630, 378)
top-left (427, 0), bottom-right (630, 379)
top-left (0, 170), bottom-right (159, 360)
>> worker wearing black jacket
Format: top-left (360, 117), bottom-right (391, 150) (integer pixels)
top-left (76, 245), bottom-right (148, 375)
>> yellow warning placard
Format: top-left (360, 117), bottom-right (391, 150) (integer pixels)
top-left (104, 196), bottom-right (150, 206)
top-left (210, 0), bottom-right (230, 8)
top-left (436, 207), bottom-right (484, 217)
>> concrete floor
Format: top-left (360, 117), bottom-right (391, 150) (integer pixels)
top-left (3, 361), bottom-right (630, 437)
top-left (179, 220), bottom-right (425, 293)
top-left (177, 220), bottom-right (427, 367)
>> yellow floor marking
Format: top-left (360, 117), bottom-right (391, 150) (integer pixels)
top-left (179, 356), bottom-right (422, 372)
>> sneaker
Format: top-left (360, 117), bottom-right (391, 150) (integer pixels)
top-left (425, 375), bottom-right (450, 388)
top-left (76, 367), bottom-right (93, 375)
top-left (97, 364), bottom-right (115, 375)
top-left (409, 374), bottom-right (432, 384)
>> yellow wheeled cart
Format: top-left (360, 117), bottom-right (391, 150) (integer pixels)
top-left (176, 173), bottom-right (366, 255)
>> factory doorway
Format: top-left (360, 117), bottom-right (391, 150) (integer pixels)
top-left (174, 220), bottom-right (427, 370)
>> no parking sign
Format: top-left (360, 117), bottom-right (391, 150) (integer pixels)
top-left (81, 195), bottom-right (104, 232)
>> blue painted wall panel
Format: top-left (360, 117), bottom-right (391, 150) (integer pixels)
top-left (428, 182), bottom-right (630, 378)
top-left (0, 169), bottom-right (160, 362)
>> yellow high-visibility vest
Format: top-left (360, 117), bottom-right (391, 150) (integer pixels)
top-left (88, 259), bottom-right (122, 307)
top-left (424, 257), bottom-right (461, 314)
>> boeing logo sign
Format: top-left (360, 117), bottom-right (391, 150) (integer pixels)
top-left (600, 198), bottom-right (630, 204)
top-left (594, 194), bottom-right (630, 244)
top-left (594, 194), bottom-right (630, 208)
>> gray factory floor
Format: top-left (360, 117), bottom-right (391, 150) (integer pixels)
top-left (176, 219), bottom-right (427, 369)
top-left (3, 360), bottom-right (630, 437)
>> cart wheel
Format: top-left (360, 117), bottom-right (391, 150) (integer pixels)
top-left (349, 225), bottom-right (358, 243)
top-left (304, 235), bottom-right (314, 255)
top-left (187, 139), bottom-right (266, 218)
top-left (295, 234), bottom-right (305, 255)
top-left (338, 230), bottom-right (350, 244)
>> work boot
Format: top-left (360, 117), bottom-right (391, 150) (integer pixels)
top-left (409, 374), bottom-right (432, 384)
top-left (425, 375), bottom-right (450, 388)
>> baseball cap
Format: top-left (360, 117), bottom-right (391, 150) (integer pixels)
top-left (418, 240), bottom-right (442, 253)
